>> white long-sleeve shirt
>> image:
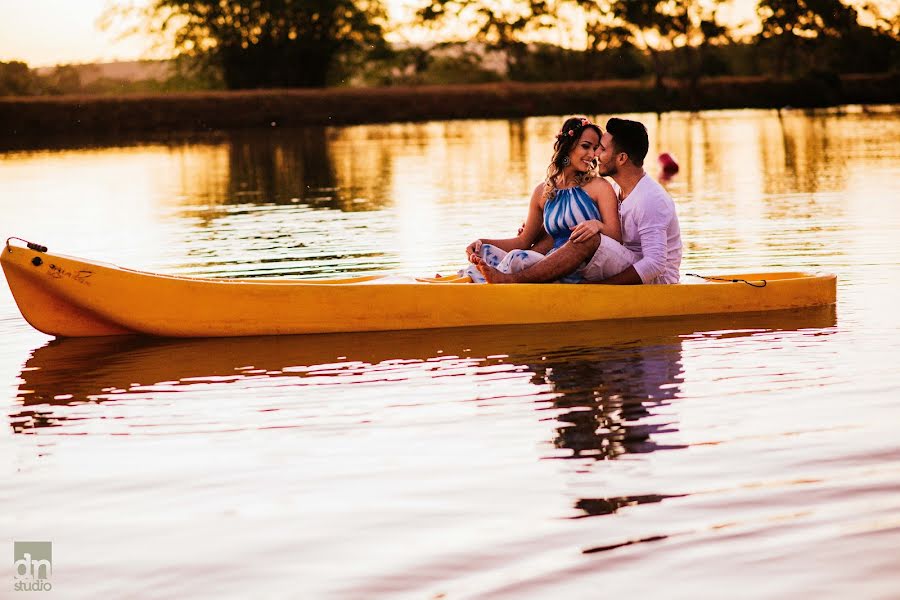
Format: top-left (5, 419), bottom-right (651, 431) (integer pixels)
top-left (614, 175), bottom-right (682, 284)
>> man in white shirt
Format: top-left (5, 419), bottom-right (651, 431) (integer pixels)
top-left (477, 118), bottom-right (682, 285)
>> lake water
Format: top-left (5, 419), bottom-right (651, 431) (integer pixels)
top-left (2, 106), bottom-right (899, 599)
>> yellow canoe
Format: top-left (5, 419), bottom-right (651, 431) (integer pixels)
top-left (2, 239), bottom-right (837, 338)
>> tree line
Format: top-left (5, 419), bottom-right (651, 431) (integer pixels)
top-left (2, 0), bottom-right (898, 96)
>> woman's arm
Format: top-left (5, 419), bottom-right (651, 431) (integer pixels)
top-left (466, 182), bottom-right (548, 260)
top-left (530, 232), bottom-right (554, 254)
top-left (569, 178), bottom-right (623, 244)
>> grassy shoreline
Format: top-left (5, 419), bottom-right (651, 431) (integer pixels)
top-left (1, 73), bottom-right (897, 148)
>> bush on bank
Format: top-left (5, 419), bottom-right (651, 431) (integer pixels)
top-left (1, 73), bottom-right (897, 145)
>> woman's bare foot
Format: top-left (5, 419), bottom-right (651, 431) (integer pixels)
top-left (477, 263), bottom-right (516, 283)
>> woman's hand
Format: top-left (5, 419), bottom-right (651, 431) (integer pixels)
top-left (466, 239), bottom-right (483, 263)
top-left (570, 220), bottom-right (602, 243)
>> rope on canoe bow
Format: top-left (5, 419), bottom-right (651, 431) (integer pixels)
top-left (5, 237), bottom-right (48, 253)
top-left (686, 273), bottom-right (767, 288)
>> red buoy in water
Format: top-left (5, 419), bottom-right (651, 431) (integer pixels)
top-left (658, 152), bottom-right (679, 175)
top-left (657, 152), bottom-right (679, 183)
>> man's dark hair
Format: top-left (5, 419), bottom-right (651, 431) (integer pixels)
top-left (605, 118), bottom-right (649, 167)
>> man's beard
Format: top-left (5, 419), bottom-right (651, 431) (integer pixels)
top-left (598, 162), bottom-right (617, 177)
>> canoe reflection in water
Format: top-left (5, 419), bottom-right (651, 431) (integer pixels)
top-left (16, 303), bottom-right (835, 411)
top-left (16, 311), bottom-right (833, 439)
top-left (14, 307), bottom-right (836, 520)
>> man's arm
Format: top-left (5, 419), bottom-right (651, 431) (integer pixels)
top-left (627, 196), bottom-right (672, 284)
top-left (630, 226), bottom-right (668, 284)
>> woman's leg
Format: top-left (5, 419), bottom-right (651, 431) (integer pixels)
top-left (461, 245), bottom-right (549, 283)
top-left (459, 244), bottom-right (510, 283)
top-left (496, 249), bottom-right (547, 274)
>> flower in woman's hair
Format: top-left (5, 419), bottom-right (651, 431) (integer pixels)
top-left (568, 130), bottom-right (574, 136)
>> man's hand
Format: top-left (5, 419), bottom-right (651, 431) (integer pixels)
top-left (570, 220), bottom-right (601, 243)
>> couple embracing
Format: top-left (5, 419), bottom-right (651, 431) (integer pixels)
top-left (462, 117), bottom-right (682, 285)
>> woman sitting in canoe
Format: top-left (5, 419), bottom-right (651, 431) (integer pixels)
top-left (461, 116), bottom-right (622, 283)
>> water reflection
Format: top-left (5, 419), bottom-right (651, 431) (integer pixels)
top-left (523, 306), bottom-right (835, 520)
top-left (534, 340), bottom-right (686, 462)
top-left (215, 111), bottom-right (875, 220)
top-left (5, 107), bottom-right (894, 241)
top-left (176, 127), bottom-right (390, 215)
top-left (573, 494), bottom-right (687, 519)
top-left (652, 106), bottom-right (898, 202)
top-left (224, 128), bottom-right (337, 207)
top-left (14, 307), bottom-right (835, 440)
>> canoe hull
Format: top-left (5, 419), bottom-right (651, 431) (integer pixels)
top-left (2, 243), bottom-right (837, 338)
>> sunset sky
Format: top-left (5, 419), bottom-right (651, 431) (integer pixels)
top-left (0, 0), bottom-right (890, 69)
top-left (0, 0), bottom-right (413, 66)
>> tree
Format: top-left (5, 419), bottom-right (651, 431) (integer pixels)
top-left (415, 0), bottom-right (556, 75)
top-left (756, 0), bottom-right (860, 78)
top-left (42, 65), bottom-right (83, 95)
top-left (571, 0), bottom-right (731, 90)
top-left (108, 0), bottom-right (388, 89)
top-left (0, 62), bottom-right (40, 96)
top-left (564, 1), bottom-right (639, 80)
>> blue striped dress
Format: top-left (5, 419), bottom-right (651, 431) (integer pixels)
top-left (543, 186), bottom-right (602, 250)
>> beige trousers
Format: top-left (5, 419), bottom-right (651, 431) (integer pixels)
top-left (580, 235), bottom-right (639, 282)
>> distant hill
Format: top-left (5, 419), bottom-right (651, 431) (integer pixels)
top-left (34, 60), bottom-right (173, 84)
